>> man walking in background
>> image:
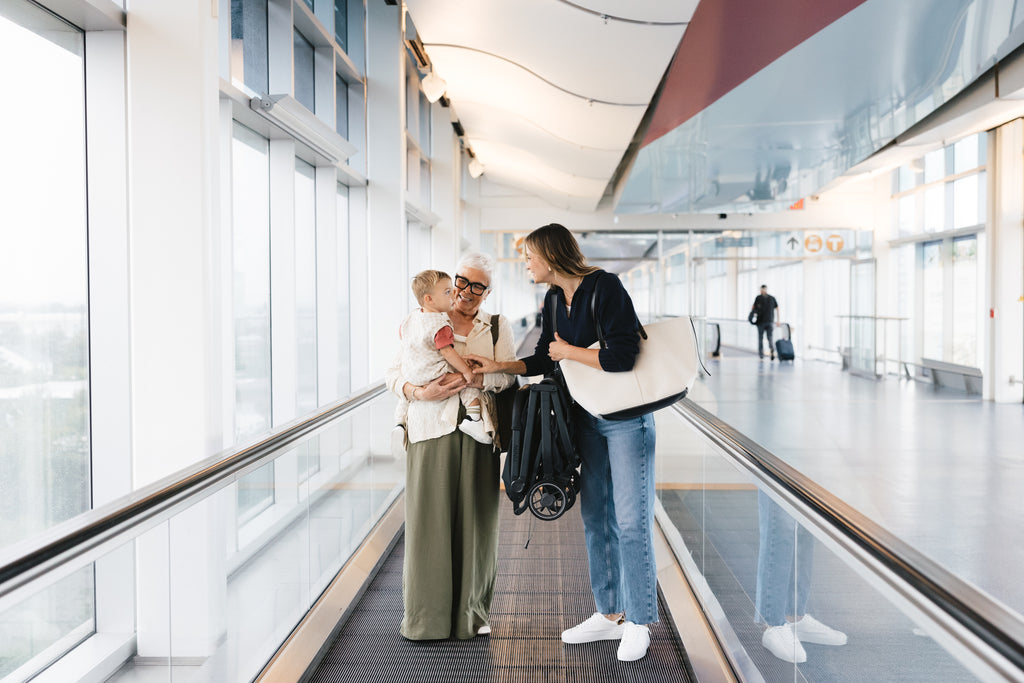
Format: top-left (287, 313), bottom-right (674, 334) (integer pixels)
top-left (751, 284), bottom-right (780, 360)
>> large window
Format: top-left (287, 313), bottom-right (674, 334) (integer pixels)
top-left (893, 133), bottom-right (985, 368)
top-left (336, 184), bottom-right (351, 396)
top-left (295, 159), bottom-right (319, 480)
top-left (231, 123), bottom-right (274, 519)
top-left (951, 236), bottom-right (978, 366)
top-left (0, 1), bottom-right (93, 674)
top-left (921, 241), bottom-right (944, 360)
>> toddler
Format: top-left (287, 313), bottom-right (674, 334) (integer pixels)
top-left (398, 269), bottom-right (493, 444)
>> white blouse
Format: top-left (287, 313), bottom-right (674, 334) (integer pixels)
top-left (386, 310), bottom-right (518, 444)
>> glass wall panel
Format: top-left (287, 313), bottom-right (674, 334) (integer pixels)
top-left (335, 73), bottom-right (349, 139)
top-left (294, 29), bottom-right (315, 112)
top-left (295, 160), bottom-right (319, 479)
top-left (951, 236), bottom-right (978, 367)
top-left (0, 0), bottom-right (90, 549)
top-left (924, 148), bottom-right (945, 183)
top-left (654, 404), bottom-right (987, 683)
top-left (229, 0), bottom-right (268, 93)
top-left (921, 241), bottom-right (944, 360)
top-left (923, 185), bottom-right (943, 233)
top-left (336, 185), bottom-right (351, 396)
top-left (231, 124), bottom-right (274, 517)
top-left (333, 0), bottom-right (348, 51)
top-left (406, 219), bottom-right (431, 310)
top-left (0, 4), bottom-right (92, 673)
top-left (952, 175), bottom-right (979, 229)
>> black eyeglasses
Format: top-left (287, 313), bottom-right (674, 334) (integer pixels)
top-left (454, 275), bottom-right (489, 295)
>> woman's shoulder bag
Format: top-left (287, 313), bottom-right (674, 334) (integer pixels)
top-left (557, 280), bottom-right (706, 420)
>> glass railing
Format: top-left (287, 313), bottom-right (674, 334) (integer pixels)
top-left (0, 383), bottom-right (400, 683)
top-left (653, 398), bottom-right (1024, 682)
top-left (709, 318), bottom-right (791, 357)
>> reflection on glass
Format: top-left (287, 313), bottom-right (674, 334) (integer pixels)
top-left (334, 0), bottom-right (348, 51)
top-left (654, 410), bottom-right (985, 682)
top-left (921, 241), bottom-right (944, 360)
top-left (229, 0), bottom-right (269, 93)
top-left (924, 148), bottom-right (945, 184)
top-left (231, 124), bottom-right (274, 517)
top-left (335, 73), bottom-right (349, 139)
top-left (951, 237), bottom-right (978, 367)
top-left (294, 29), bottom-right (315, 112)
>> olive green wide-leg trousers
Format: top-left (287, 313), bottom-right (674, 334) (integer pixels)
top-left (401, 430), bottom-right (500, 640)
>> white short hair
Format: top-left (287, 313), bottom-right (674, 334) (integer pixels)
top-left (456, 251), bottom-right (495, 280)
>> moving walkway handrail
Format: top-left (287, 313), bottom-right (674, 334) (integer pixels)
top-left (0, 382), bottom-right (388, 608)
top-left (672, 397), bottom-right (1024, 680)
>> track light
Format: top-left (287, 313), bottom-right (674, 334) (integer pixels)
top-left (467, 158), bottom-right (484, 179)
top-left (421, 70), bottom-right (447, 104)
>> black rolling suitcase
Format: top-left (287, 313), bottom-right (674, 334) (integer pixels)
top-left (775, 338), bottom-right (794, 361)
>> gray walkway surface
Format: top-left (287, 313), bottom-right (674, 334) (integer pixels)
top-left (689, 350), bottom-right (1024, 617)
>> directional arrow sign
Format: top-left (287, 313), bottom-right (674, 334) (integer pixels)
top-left (787, 236), bottom-right (799, 252)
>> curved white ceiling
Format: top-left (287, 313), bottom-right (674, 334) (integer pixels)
top-left (405, 0), bottom-right (691, 211)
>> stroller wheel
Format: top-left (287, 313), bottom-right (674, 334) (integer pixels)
top-left (528, 481), bottom-right (568, 521)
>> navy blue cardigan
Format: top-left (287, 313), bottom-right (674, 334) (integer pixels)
top-left (521, 270), bottom-right (641, 377)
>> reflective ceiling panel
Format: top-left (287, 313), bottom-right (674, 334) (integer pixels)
top-left (619, 0), bottom-right (1024, 213)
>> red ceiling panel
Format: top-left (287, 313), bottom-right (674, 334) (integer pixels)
top-left (642, 0), bottom-right (870, 146)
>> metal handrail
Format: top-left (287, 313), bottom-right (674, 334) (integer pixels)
top-left (0, 382), bottom-right (388, 606)
top-left (671, 397), bottom-right (1024, 680)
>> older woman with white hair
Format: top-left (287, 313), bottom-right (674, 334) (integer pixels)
top-left (385, 250), bottom-right (518, 640)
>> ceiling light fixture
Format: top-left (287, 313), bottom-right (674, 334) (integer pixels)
top-left (421, 70), bottom-right (447, 104)
top-left (467, 158), bottom-right (484, 179)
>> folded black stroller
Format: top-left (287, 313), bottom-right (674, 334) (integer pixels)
top-left (502, 377), bottom-right (580, 521)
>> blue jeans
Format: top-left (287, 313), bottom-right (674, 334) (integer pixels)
top-left (755, 491), bottom-right (814, 626)
top-left (574, 408), bottom-right (659, 625)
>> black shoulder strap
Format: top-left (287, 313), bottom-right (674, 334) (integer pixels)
top-left (490, 314), bottom-right (499, 347)
top-left (547, 289), bottom-right (559, 337)
top-left (588, 275), bottom-right (646, 349)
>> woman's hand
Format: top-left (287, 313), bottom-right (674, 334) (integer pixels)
top-left (465, 353), bottom-right (500, 374)
top-left (547, 332), bottom-right (577, 362)
top-left (416, 372), bottom-right (467, 401)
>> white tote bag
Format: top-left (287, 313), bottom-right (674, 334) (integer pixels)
top-left (555, 281), bottom-right (703, 420)
top-left (559, 315), bottom-right (701, 419)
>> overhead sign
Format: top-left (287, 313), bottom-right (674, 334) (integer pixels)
top-left (716, 237), bottom-right (753, 247)
top-left (804, 234), bottom-right (823, 252)
top-left (826, 234), bottom-right (845, 252)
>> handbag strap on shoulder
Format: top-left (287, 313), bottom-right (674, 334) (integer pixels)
top-left (490, 314), bottom-right (499, 346)
top-left (588, 277), bottom-right (646, 350)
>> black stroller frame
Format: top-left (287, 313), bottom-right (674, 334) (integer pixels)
top-left (503, 377), bottom-right (580, 521)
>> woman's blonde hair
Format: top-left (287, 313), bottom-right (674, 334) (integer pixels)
top-left (524, 223), bottom-right (599, 279)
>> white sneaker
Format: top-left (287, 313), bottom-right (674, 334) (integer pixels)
top-left (762, 623), bottom-right (806, 663)
top-left (617, 622), bottom-right (651, 662)
top-left (793, 614), bottom-right (847, 646)
top-left (458, 417), bottom-right (492, 445)
top-left (561, 612), bottom-right (625, 644)
top-left (477, 624), bottom-right (491, 635)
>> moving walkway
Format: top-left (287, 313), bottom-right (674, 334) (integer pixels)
top-left (2, 378), bottom-right (1023, 682)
